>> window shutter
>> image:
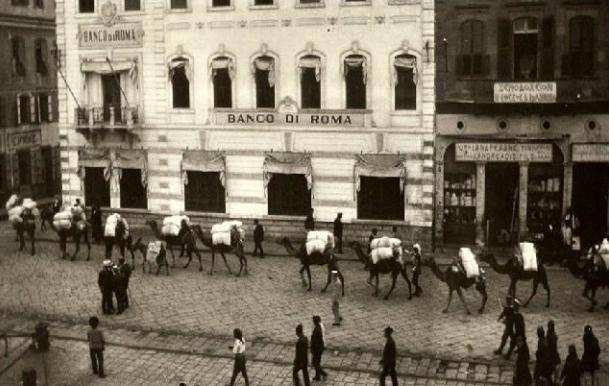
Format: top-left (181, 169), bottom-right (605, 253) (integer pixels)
top-left (561, 53), bottom-right (571, 78)
top-left (541, 17), bottom-right (555, 80)
top-left (11, 152), bottom-right (19, 190)
top-left (497, 18), bottom-right (512, 80)
top-left (456, 54), bottom-right (465, 76)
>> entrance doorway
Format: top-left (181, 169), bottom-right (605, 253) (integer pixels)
top-left (102, 74), bottom-right (121, 122)
top-left (485, 163), bottom-right (519, 246)
top-left (572, 164), bottom-right (609, 249)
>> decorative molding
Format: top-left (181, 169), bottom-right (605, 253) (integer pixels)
top-left (390, 15), bottom-right (417, 24)
top-left (341, 17), bottom-right (370, 25)
top-left (166, 22), bottom-right (191, 31)
top-left (281, 19), bottom-right (292, 27)
top-left (295, 17), bottom-right (326, 26)
top-left (208, 21), bottom-right (234, 29)
top-left (375, 16), bottom-right (385, 24)
top-left (250, 20), bottom-right (279, 28)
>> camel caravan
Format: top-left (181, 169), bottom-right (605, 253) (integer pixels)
top-left (567, 238), bottom-right (609, 312)
top-left (6, 194), bottom-right (40, 255)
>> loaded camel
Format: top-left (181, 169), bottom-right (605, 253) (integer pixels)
top-left (192, 224), bottom-right (247, 276)
top-left (51, 213), bottom-right (91, 261)
top-left (103, 215), bottom-right (135, 265)
top-left (566, 246), bottom-right (609, 312)
top-left (278, 237), bottom-right (344, 296)
top-left (14, 207), bottom-right (37, 255)
top-left (480, 247), bottom-right (551, 308)
top-left (130, 237), bottom-right (170, 275)
top-left (350, 241), bottom-right (412, 300)
top-left (145, 219), bottom-right (198, 268)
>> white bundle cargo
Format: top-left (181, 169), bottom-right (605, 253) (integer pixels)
top-left (211, 222), bottom-right (230, 234)
top-left (5, 194), bottom-right (19, 210)
top-left (598, 238), bottom-right (609, 268)
top-left (53, 211), bottom-right (73, 231)
top-left (146, 241), bottom-right (163, 263)
top-left (306, 239), bottom-right (327, 255)
top-left (306, 230), bottom-right (335, 249)
top-left (8, 206), bottom-right (24, 224)
top-left (370, 237), bottom-right (401, 250)
top-left (459, 247), bottom-right (480, 278)
top-left (371, 247), bottom-right (404, 265)
top-left (519, 242), bottom-right (538, 272)
top-left (104, 213), bottom-right (120, 237)
top-left (22, 198), bottom-right (37, 210)
top-left (212, 232), bottom-right (232, 246)
top-left (71, 205), bottom-right (86, 220)
top-left (162, 215), bottom-right (188, 236)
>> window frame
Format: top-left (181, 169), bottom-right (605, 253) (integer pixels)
top-left (512, 17), bottom-right (540, 81)
top-left (357, 176), bottom-right (405, 221)
top-left (184, 171), bottom-right (226, 213)
top-left (341, 51), bottom-right (370, 110)
top-left (84, 167), bottom-right (111, 207)
top-left (168, 54), bottom-right (194, 111)
top-left (11, 36), bottom-right (26, 78)
top-left (250, 0), bottom-right (277, 9)
top-left (34, 38), bottom-right (48, 76)
top-left (167, 0), bottom-right (190, 11)
top-left (34, 0), bottom-right (44, 9)
top-left (251, 53), bottom-right (279, 109)
top-left (209, 53), bottom-right (236, 109)
top-left (567, 15), bottom-right (595, 78)
top-left (17, 149), bottom-right (32, 187)
top-left (459, 19), bottom-right (486, 78)
top-left (296, 51), bottom-right (325, 110)
top-left (78, 0), bottom-right (95, 13)
top-left (119, 168), bottom-right (148, 210)
top-left (267, 173), bottom-right (312, 216)
top-left (340, 0), bottom-right (371, 6)
top-left (16, 93), bottom-right (34, 125)
top-left (295, 0), bottom-right (324, 8)
top-left (208, 0), bottom-right (232, 10)
top-left (391, 52), bottom-right (418, 113)
top-left (124, 0), bottom-right (142, 12)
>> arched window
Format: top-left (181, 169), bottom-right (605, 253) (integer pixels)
top-left (211, 56), bottom-right (234, 108)
top-left (34, 38), bottom-right (48, 76)
top-left (566, 16), bottom-right (595, 77)
top-left (513, 17), bottom-right (538, 80)
top-left (169, 57), bottom-right (191, 108)
top-left (458, 20), bottom-right (487, 76)
top-left (11, 36), bottom-right (26, 77)
top-left (393, 54), bottom-right (417, 110)
top-left (344, 54), bottom-right (366, 109)
top-left (298, 55), bottom-right (321, 109)
top-left (253, 56), bottom-right (275, 108)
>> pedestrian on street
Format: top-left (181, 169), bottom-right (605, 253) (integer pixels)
top-left (87, 316), bottom-right (105, 378)
top-left (513, 336), bottom-right (532, 386)
top-left (304, 209), bottom-right (315, 232)
top-left (411, 244), bottom-right (422, 297)
top-left (505, 299), bottom-right (525, 360)
top-left (494, 295), bottom-right (514, 356)
top-left (178, 218), bottom-right (202, 265)
top-left (379, 326), bottom-right (398, 386)
top-left (98, 260), bottom-right (115, 314)
top-left (333, 213), bottom-right (343, 254)
top-left (228, 328), bottom-right (249, 386)
top-left (367, 228), bottom-right (378, 254)
top-left (560, 344), bottom-right (582, 386)
top-left (546, 320), bottom-right (561, 384)
top-left (117, 257), bottom-right (132, 309)
top-left (310, 315), bottom-right (328, 380)
top-left (293, 324), bottom-right (311, 386)
top-left (331, 270), bottom-right (343, 326)
top-left (91, 205), bottom-right (103, 243)
top-left (252, 219), bottom-right (264, 258)
top-left (112, 264), bottom-right (127, 314)
top-left (533, 326), bottom-right (551, 385)
top-left (581, 325), bottom-right (600, 386)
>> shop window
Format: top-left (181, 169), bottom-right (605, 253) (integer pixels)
top-left (394, 54), bottom-right (417, 110)
top-left (268, 174), bottom-right (311, 216)
top-left (18, 150), bottom-right (31, 186)
top-left (527, 146), bottom-right (564, 238)
top-left (299, 55), bottom-right (321, 109)
top-left (254, 0), bottom-right (273, 5)
top-left (125, 0), bottom-right (141, 11)
top-left (513, 18), bottom-right (538, 80)
top-left (79, 0), bottom-right (95, 13)
top-left (344, 55), bottom-right (366, 109)
top-left (184, 171), bottom-right (226, 213)
top-left (120, 168), bottom-right (147, 209)
top-left (211, 57), bottom-right (233, 108)
top-left (11, 37), bottom-right (26, 77)
top-left (357, 177), bottom-right (403, 220)
top-left (212, 0), bottom-right (230, 6)
top-left (457, 20), bottom-right (489, 77)
top-left (35, 39), bottom-right (48, 76)
top-left (169, 58), bottom-right (191, 108)
top-left (171, 0), bottom-right (187, 9)
top-left (84, 167), bottom-right (110, 207)
top-left (253, 56), bottom-right (275, 108)
top-left (17, 95), bottom-right (31, 125)
top-left (564, 16), bottom-right (595, 78)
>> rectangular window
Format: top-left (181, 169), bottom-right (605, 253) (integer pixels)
top-left (184, 171), bottom-right (226, 213)
top-left (18, 150), bottom-right (31, 186)
top-left (39, 94), bottom-right (50, 122)
top-left (344, 56), bottom-right (366, 109)
top-left (395, 67), bottom-right (416, 110)
top-left (79, 0), bottom-right (95, 13)
top-left (357, 177), bottom-right (404, 220)
top-left (254, 0), bottom-right (273, 5)
top-left (254, 58), bottom-right (275, 108)
top-left (170, 59), bottom-right (190, 108)
top-left (120, 168), bottom-right (147, 209)
top-left (18, 95), bottom-right (31, 125)
top-left (102, 74), bottom-right (122, 121)
top-left (300, 0), bottom-right (321, 3)
top-left (35, 40), bottom-right (48, 76)
top-left (212, 0), bottom-right (230, 6)
top-left (299, 56), bottom-right (321, 109)
top-left (84, 167), bottom-right (110, 207)
top-left (213, 68), bottom-right (232, 108)
top-left (12, 38), bottom-right (26, 77)
top-left (125, 0), bottom-right (140, 11)
top-left (268, 174), bottom-right (311, 216)
top-left (171, 0), bottom-right (187, 9)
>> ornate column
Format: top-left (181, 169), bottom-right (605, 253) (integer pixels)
top-left (519, 162), bottom-right (529, 238)
top-left (475, 162), bottom-right (486, 245)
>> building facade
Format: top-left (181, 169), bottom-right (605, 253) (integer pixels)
top-left (56, 0), bottom-right (435, 243)
top-left (0, 0), bottom-right (60, 205)
top-left (435, 0), bottom-right (609, 248)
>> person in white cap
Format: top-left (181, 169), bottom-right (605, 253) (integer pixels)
top-left (331, 270), bottom-right (343, 326)
top-left (98, 260), bottom-right (115, 314)
top-left (505, 298), bottom-right (526, 360)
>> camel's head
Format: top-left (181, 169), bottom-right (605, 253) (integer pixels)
top-left (275, 236), bottom-right (290, 245)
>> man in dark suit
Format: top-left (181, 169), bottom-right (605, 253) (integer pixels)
top-left (293, 324), bottom-right (310, 386)
top-left (380, 326), bottom-right (398, 386)
top-left (252, 219), bottom-right (265, 258)
top-left (333, 213), bottom-right (343, 254)
top-left (505, 299), bottom-right (526, 360)
top-left (98, 260), bottom-right (115, 315)
top-left (310, 315), bottom-right (328, 380)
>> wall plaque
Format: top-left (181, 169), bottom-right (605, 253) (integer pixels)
top-left (79, 23), bottom-right (144, 49)
top-left (211, 110), bottom-right (367, 127)
top-left (494, 82), bottom-right (557, 103)
top-left (572, 144), bottom-right (609, 162)
top-left (456, 143), bottom-right (553, 162)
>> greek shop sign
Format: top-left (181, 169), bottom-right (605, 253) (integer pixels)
top-left (8, 130), bottom-right (41, 150)
top-left (494, 82), bottom-right (556, 103)
top-left (456, 143), bottom-right (553, 162)
top-left (79, 23), bottom-right (143, 49)
top-left (572, 144), bottom-right (609, 162)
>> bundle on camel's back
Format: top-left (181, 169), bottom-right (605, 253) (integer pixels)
top-left (51, 204), bottom-right (91, 260)
top-left (277, 231), bottom-right (344, 295)
top-left (103, 213), bottom-right (135, 265)
top-left (146, 215), bottom-right (197, 266)
top-left (191, 220), bottom-right (247, 276)
top-left (6, 195), bottom-right (39, 255)
top-left (130, 238), bottom-right (169, 275)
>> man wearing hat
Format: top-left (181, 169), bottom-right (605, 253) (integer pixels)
top-left (494, 295), bottom-right (514, 355)
top-left (98, 260), bottom-right (115, 314)
top-left (333, 213), bottom-right (343, 254)
top-left (380, 326), bottom-right (398, 386)
top-left (411, 244), bottom-right (423, 297)
top-left (331, 270), bottom-right (343, 326)
top-left (505, 298), bottom-right (526, 360)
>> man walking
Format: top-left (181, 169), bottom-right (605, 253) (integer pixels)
top-left (367, 228), bottom-right (378, 254)
top-left (505, 299), bottom-right (525, 360)
top-left (293, 324), bottom-right (311, 386)
top-left (333, 213), bottom-right (343, 254)
top-left (331, 270), bottom-right (343, 326)
top-left (252, 219), bottom-right (265, 258)
top-left (494, 296), bottom-right (514, 356)
top-left (304, 209), bottom-right (315, 232)
top-left (411, 244), bottom-right (423, 297)
top-left (310, 315), bottom-right (328, 380)
top-left (380, 326), bottom-right (398, 386)
top-left (98, 260), bottom-right (114, 314)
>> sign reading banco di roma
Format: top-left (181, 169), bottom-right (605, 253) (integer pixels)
top-left (212, 110), bottom-right (367, 127)
top-left (79, 22), bottom-right (143, 49)
top-left (456, 143), bottom-right (553, 162)
top-left (494, 82), bottom-right (557, 104)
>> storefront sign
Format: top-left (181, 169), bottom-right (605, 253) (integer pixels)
top-left (79, 23), bottom-right (143, 49)
top-left (455, 143), bottom-right (553, 162)
top-left (213, 110), bottom-right (366, 127)
top-left (572, 144), bottom-right (609, 162)
top-left (494, 82), bottom-right (556, 103)
top-left (8, 130), bottom-right (41, 150)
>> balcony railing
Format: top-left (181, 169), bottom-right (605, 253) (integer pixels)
top-left (75, 105), bottom-right (139, 130)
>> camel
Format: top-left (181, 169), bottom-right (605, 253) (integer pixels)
top-left (278, 237), bottom-right (344, 295)
top-left (39, 206), bottom-right (54, 232)
top-left (104, 219), bottom-right (135, 266)
top-left (350, 241), bottom-right (412, 300)
top-left (425, 256), bottom-right (487, 314)
top-left (51, 219), bottom-right (91, 261)
top-left (14, 209), bottom-right (37, 255)
top-left (566, 252), bottom-right (609, 312)
top-left (480, 252), bottom-right (550, 308)
top-left (192, 224), bottom-right (247, 276)
top-left (130, 237), bottom-right (170, 275)
top-left (145, 219), bottom-right (200, 268)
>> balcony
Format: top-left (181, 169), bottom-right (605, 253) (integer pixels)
top-left (75, 105), bottom-right (140, 143)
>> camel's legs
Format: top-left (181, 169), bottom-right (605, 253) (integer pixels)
top-left (374, 273), bottom-right (380, 297)
top-left (29, 229), bottom-right (35, 256)
top-left (306, 266), bottom-right (313, 292)
top-left (237, 245), bottom-right (247, 276)
top-left (542, 277), bottom-right (551, 308)
top-left (456, 288), bottom-right (471, 315)
top-left (299, 265), bottom-right (308, 287)
top-left (194, 247), bottom-right (203, 272)
top-left (321, 267), bottom-right (332, 293)
top-left (586, 285), bottom-right (597, 312)
top-left (168, 244), bottom-right (177, 267)
top-left (476, 281), bottom-right (488, 314)
top-left (443, 290), bottom-right (454, 313)
top-left (508, 280), bottom-right (517, 299)
top-left (72, 233), bottom-right (81, 261)
top-left (384, 272), bottom-right (398, 300)
top-left (83, 230), bottom-right (91, 261)
top-left (220, 251), bottom-right (233, 274)
top-left (338, 270), bottom-right (345, 296)
top-left (209, 250), bottom-right (216, 275)
top-left (59, 234), bottom-right (68, 259)
top-left (523, 279), bottom-right (539, 307)
top-left (400, 268), bottom-right (412, 300)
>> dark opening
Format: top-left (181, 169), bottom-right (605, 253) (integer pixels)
top-left (19, 95), bottom-right (31, 124)
top-left (170, 0), bottom-right (187, 9)
top-left (125, 0), bottom-right (141, 11)
top-left (254, 0), bottom-right (273, 5)
top-left (171, 65), bottom-right (190, 108)
top-left (357, 177), bottom-right (404, 220)
top-left (459, 20), bottom-right (485, 76)
top-left (572, 164), bottom-right (609, 249)
top-left (102, 74), bottom-right (122, 122)
top-left (443, 144), bottom-right (477, 244)
top-left (84, 167), bottom-right (110, 207)
top-left (184, 171), bottom-right (226, 213)
top-left (345, 57), bottom-right (366, 109)
top-left (300, 67), bottom-right (320, 109)
top-left (255, 64), bottom-right (275, 108)
top-left (120, 169), bottom-right (147, 209)
top-left (514, 33), bottom-right (538, 80)
top-left (39, 94), bottom-right (49, 122)
top-left (17, 150), bottom-right (31, 186)
top-left (568, 16), bottom-right (595, 77)
top-left (35, 40), bottom-right (48, 76)
top-left (268, 174), bottom-right (311, 216)
top-left (79, 0), bottom-right (94, 13)
top-left (213, 68), bottom-right (232, 108)
top-left (394, 66), bottom-right (416, 110)
top-left (41, 147), bottom-right (55, 197)
top-left (485, 163), bottom-right (519, 246)
top-left (212, 0), bottom-right (230, 6)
